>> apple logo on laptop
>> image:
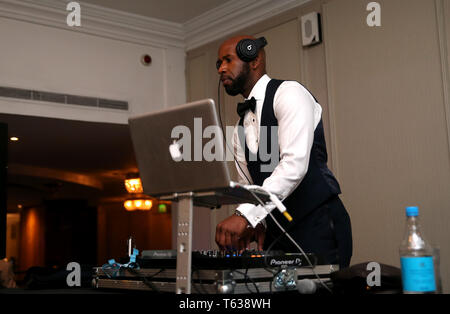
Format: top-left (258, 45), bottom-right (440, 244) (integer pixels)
top-left (169, 140), bottom-right (182, 162)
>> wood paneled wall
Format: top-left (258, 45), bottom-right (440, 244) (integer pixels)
top-left (97, 202), bottom-right (172, 264)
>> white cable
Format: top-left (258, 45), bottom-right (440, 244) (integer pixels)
top-left (267, 211), bottom-right (332, 293)
top-left (244, 186), bottom-right (333, 294)
top-left (231, 183), bottom-right (289, 218)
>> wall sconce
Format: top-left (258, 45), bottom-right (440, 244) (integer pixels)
top-left (124, 176), bottom-right (143, 194)
top-left (124, 199), bottom-right (152, 211)
top-left (124, 173), bottom-right (152, 211)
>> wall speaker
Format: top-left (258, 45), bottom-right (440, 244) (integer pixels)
top-left (301, 12), bottom-right (321, 47)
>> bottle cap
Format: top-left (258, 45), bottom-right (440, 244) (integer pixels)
top-left (406, 206), bottom-right (419, 217)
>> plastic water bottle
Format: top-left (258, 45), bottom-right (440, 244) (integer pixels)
top-left (399, 206), bottom-right (437, 294)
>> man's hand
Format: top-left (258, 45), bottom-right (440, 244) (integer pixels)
top-left (215, 214), bottom-right (265, 251)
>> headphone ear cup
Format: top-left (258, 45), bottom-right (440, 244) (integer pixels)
top-left (236, 39), bottom-right (258, 62)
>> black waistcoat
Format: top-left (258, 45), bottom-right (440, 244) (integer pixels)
top-left (238, 79), bottom-right (341, 223)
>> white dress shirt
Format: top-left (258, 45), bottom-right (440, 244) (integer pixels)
top-left (232, 74), bottom-right (323, 228)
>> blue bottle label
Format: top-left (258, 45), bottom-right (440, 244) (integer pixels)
top-left (400, 256), bottom-right (436, 292)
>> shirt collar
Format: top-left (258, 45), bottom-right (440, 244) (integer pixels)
top-left (247, 74), bottom-right (271, 102)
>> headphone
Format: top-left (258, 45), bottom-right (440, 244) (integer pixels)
top-left (235, 37), bottom-right (267, 62)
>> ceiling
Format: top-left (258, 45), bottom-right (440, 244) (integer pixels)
top-left (2, 112), bottom-right (138, 211)
top-left (80, 0), bottom-right (232, 24)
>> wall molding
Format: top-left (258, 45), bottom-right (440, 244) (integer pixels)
top-left (184, 0), bottom-right (311, 51)
top-left (0, 0), bottom-right (311, 50)
top-left (435, 0), bottom-right (450, 157)
top-left (321, 2), bottom-right (340, 178)
top-left (0, 0), bottom-right (185, 48)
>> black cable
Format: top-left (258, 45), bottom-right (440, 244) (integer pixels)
top-left (217, 79), bottom-right (252, 185)
top-left (263, 222), bottom-right (297, 269)
top-left (247, 188), bottom-right (332, 294)
top-left (242, 188), bottom-right (296, 269)
top-left (126, 266), bottom-right (165, 293)
top-left (261, 223), bottom-right (297, 293)
top-left (233, 269), bottom-right (260, 294)
top-left (245, 268), bottom-right (258, 294)
top-left (192, 268), bottom-right (210, 295)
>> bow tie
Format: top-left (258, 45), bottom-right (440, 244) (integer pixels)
top-left (237, 97), bottom-right (256, 118)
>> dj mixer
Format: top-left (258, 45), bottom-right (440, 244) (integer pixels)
top-left (93, 250), bottom-right (337, 294)
top-left (137, 249), bottom-right (320, 269)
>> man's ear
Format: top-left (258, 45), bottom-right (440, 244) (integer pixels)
top-left (249, 56), bottom-right (261, 70)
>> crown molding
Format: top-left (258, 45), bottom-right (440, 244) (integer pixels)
top-left (0, 0), bottom-right (185, 48)
top-left (0, 0), bottom-right (310, 50)
top-left (184, 0), bottom-right (311, 51)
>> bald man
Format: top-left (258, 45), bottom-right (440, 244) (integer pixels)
top-left (215, 35), bottom-right (353, 268)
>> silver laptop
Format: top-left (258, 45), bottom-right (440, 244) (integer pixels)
top-left (128, 99), bottom-right (269, 208)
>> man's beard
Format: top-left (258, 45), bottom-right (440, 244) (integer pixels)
top-left (223, 63), bottom-right (250, 96)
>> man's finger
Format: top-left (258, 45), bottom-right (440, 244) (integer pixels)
top-left (215, 225), bottom-right (221, 247)
top-left (225, 231), bottom-right (233, 250)
top-left (237, 229), bottom-right (253, 253)
top-left (256, 229), bottom-right (265, 251)
top-left (215, 225), bottom-right (223, 248)
top-left (232, 233), bottom-right (241, 250)
top-left (238, 238), bottom-right (247, 254)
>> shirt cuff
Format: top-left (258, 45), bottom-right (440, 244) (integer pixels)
top-left (236, 203), bottom-right (275, 228)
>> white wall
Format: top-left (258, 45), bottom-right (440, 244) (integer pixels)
top-left (186, 0), bottom-right (450, 293)
top-left (0, 17), bottom-right (186, 124)
top-left (322, 0), bottom-right (450, 292)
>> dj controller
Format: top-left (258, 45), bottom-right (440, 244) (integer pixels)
top-left (137, 249), bottom-right (320, 269)
top-left (93, 250), bottom-right (338, 294)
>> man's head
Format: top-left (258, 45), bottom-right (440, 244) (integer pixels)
top-left (217, 35), bottom-right (267, 98)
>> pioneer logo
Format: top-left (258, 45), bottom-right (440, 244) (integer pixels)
top-left (269, 258), bottom-right (302, 267)
top-left (152, 252), bottom-right (169, 257)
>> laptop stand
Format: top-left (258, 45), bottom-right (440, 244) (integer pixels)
top-left (160, 188), bottom-right (270, 294)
